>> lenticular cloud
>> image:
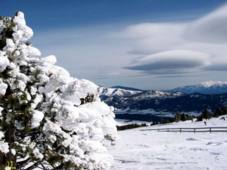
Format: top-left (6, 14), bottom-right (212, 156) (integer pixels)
top-left (126, 50), bottom-right (210, 74)
top-left (123, 4), bottom-right (227, 75)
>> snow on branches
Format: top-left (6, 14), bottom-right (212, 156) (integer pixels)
top-left (0, 12), bottom-right (117, 170)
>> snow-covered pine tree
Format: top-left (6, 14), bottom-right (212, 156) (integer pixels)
top-left (0, 12), bottom-right (117, 170)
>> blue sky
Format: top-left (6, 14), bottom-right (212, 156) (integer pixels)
top-left (2, 0), bottom-right (227, 89)
top-left (2, 0), bottom-right (226, 30)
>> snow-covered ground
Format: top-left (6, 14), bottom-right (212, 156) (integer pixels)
top-left (110, 116), bottom-right (227, 170)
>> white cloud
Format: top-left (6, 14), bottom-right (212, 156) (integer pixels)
top-left (124, 4), bottom-right (227, 75)
top-left (185, 4), bottom-right (227, 43)
top-left (32, 26), bottom-right (134, 86)
top-left (32, 4), bottom-right (227, 89)
top-left (126, 50), bottom-right (210, 74)
top-left (204, 62), bottom-right (227, 71)
top-left (124, 23), bottom-right (186, 52)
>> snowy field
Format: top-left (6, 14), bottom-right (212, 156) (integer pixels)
top-left (110, 116), bottom-right (227, 170)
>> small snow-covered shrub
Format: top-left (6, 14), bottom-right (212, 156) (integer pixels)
top-left (0, 12), bottom-right (117, 169)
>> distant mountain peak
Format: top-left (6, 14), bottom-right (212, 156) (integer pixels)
top-left (111, 86), bottom-right (143, 91)
top-left (172, 80), bottom-right (227, 94)
top-left (99, 86), bottom-right (142, 97)
top-left (99, 81), bottom-right (227, 122)
top-left (200, 80), bottom-right (227, 87)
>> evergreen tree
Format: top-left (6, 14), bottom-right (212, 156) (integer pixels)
top-left (214, 107), bottom-right (223, 117)
top-left (197, 108), bottom-right (213, 121)
top-left (180, 113), bottom-right (186, 121)
top-left (0, 12), bottom-right (117, 170)
top-left (175, 112), bottom-right (181, 122)
top-left (175, 112), bottom-right (193, 122)
top-left (214, 105), bottom-right (227, 117)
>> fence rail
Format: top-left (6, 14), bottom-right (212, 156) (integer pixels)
top-left (141, 127), bottom-right (227, 133)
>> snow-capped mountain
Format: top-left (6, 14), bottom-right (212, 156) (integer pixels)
top-left (98, 86), bottom-right (142, 97)
top-left (99, 83), bottom-right (227, 122)
top-left (111, 86), bottom-right (142, 91)
top-left (130, 90), bottom-right (182, 100)
top-left (171, 81), bottom-right (227, 94)
top-left (99, 86), bottom-right (180, 99)
top-left (99, 86), bottom-right (142, 97)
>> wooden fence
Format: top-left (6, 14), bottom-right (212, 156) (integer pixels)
top-left (141, 127), bottom-right (227, 133)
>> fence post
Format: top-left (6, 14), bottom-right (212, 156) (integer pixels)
top-left (210, 127), bottom-right (211, 133)
top-left (194, 128), bottom-right (196, 133)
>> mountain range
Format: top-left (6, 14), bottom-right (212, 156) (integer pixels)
top-left (99, 81), bottom-right (227, 122)
top-left (171, 81), bottom-right (227, 94)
